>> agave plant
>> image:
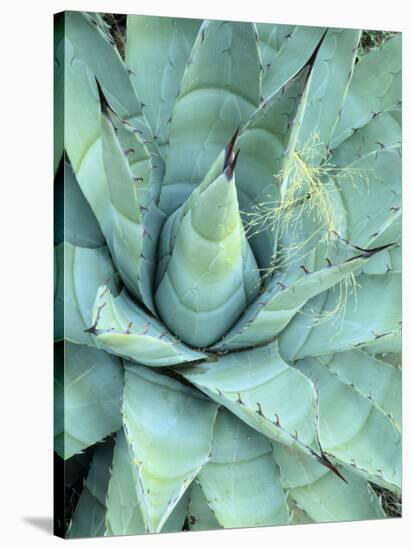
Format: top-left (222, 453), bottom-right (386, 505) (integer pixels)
top-left (54, 11), bottom-right (402, 538)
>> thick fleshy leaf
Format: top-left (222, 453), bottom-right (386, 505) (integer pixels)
top-left (68, 440), bottom-right (114, 538)
top-left (212, 249), bottom-right (385, 351)
top-left (54, 14), bottom-right (64, 176)
top-left (273, 445), bottom-right (384, 522)
top-left (279, 272), bottom-right (401, 360)
top-left (88, 284), bottom-right (207, 366)
top-left (331, 110), bottom-right (401, 164)
top-left (156, 144), bottom-right (231, 284)
top-left (54, 160), bottom-right (64, 245)
top-left (331, 146), bottom-right (401, 250)
top-left (297, 357), bottom-right (401, 492)
top-left (330, 111), bottom-right (401, 254)
top-left (54, 244), bottom-right (64, 342)
top-left (273, 440), bottom-right (328, 489)
top-left (126, 15), bottom-right (201, 159)
top-left (64, 44), bottom-right (107, 225)
top-left (98, 92), bottom-right (163, 312)
top-left (155, 155), bottom-right (260, 348)
top-left (77, 430), bottom-right (190, 537)
top-left (362, 244), bottom-right (401, 275)
top-left (65, 11), bottom-right (142, 127)
top-left (197, 409), bottom-right (288, 528)
top-left (161, 489), bottom-right (191, 533)
top-left (64, 12), bottom-right (161, 252)
top-left (159, 20), bottom-right (261, 214)
top-left (105, 429), bottom-right (145, 536)
top-left (54, 342), bottom-right (123, 460)
top-left (330, 35), bottom-right (402, 149)
top-left (182, 342), bottom-right (322, 460)
top-left (257, 30), bottom-right (362, 282)
top-left (54, 161), bottom-right (105, 248)
top-left (187, 482), bottom-right (221, 531)
top-left (281, 28), bottom-right (360, 179)
top-left (261, 26), bottom-right (325, 101)
top-left (318, 350), bottom-right (401, 430)
top-left (235, 69), bottom-right (306, 269)
top-left (256, 23), bottom-right (295, 64)
top-left (64, 243), bottom-right (118, 346)
top-left (122, 365), bottom-right (219, 533)
top-left (361, 327), bottom-right (402, 354)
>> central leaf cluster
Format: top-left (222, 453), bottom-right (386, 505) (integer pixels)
top-left (154, 141), bottom-right (261, 347)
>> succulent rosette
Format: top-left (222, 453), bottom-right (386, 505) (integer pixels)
top-left (54, 12), bottom-right (402, 537)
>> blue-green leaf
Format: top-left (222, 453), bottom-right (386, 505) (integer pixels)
top-left (65, 11), bottom-right (142, 123)
top-left (261, 26), bottom-right (325, 101)
top-left (330, 35), bottom-right (401, 149)
top-left (155, 155), bottom-right (260, 348)
top-left (273, 444), bottom-right (384, 522)
top-left (182, 343), bottom-right (322, 459)
top-left (256, 22), bottom-right (295, 64)
top-left (68, 440), bottom-right (114, 538)
top-left (54, 14), bottom-right (64, 176)
top-left (187, 482), bottom-right (221, 531)
top-left (106, 428), bottom-right (190, 536)
top-left (279, 272), bottom-right (401, 360)
top-left (64, 11), bottom-right (163, 261)
top-left (106, 429), bottom-right (144, 536)
top-left (159, 20), bottom-right (261, 214)
top-left (331, 145), bottom-right (401, 250)
top-left (54, 161), bottom-right (105, 248)
top-left (235, 69), bottom-right (306, 269)
top-left (281, 28), bottom-right (361, 178)
top-left (122, 365), bottom-right (219, 533)
top-left (98, 95), bottom-right (164, 312)
top-left (54, 343), bottom-right (123, 460)
top-left (197, 409), bottom-right (288, 528)
top-left (63, 244), bottom-right (118, 346)
top-left (212, 249), bottom-right (384, 351)
top-left (297, 356), bottom-right (401, 492)
top-left (89, 284), bottom-right (207, 366)
top-left (54, 244), bottom-right (64, 342)
top-left (318, 350), bottom-right (401, 430)
top-left (126, 15), bottom-right (201, 159)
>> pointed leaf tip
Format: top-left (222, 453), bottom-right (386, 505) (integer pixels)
top-left (306, 28), bottom-right (328, 69)
top-left (224, 150), bottom-right (239, 180)
top-left (94, 76), bottom-right (112, 116)
top-left (224, 128), bottom-right (240, 168)
top-left (317, 453), bottom-right (349, 484)
top-left (337, 235), bottom-right (398, 262)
